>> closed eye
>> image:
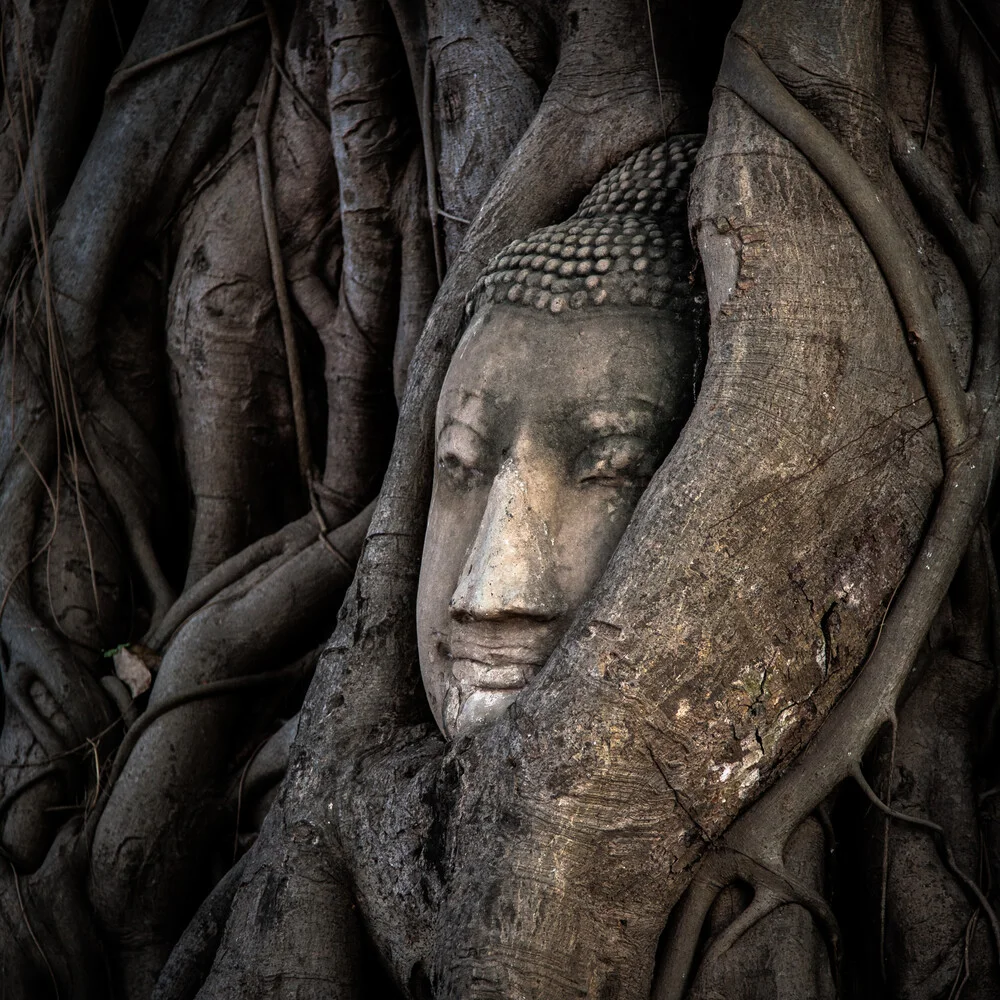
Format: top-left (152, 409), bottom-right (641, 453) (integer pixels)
top-left (575, 435), bottom-right (660, 485)
top-left (437, 421), bottom-right (491, 488)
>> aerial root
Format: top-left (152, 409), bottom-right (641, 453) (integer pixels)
top-left (653, 840), bottom-right (842, 1000)
top-left (252, 4), bottom-right (355, 562)
top-left (146, 516), bottom-right (318, 651)
top-left (255, 4), bottom-right (314, 494)
top-left (653, 20), bottom-right (1000, 1000)
top-left (82, 423), bottom-right (175, 629)
top-left (0, 764), bottom-right (65, 833)
top-left (851, 763), bottom-right (1000, 960)
top-left (150, 852), bottom-right (251, 1000)
top-left (718, 30), bottom-right (970, 456)
top-left (10, 860), bottom-right (60, 1000)
top-left (5, 665), bottom-right (66, 759)
top-left (107, 14), bottom-right (267, 93)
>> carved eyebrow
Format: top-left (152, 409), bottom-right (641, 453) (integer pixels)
top-left (437, 416), bottom-right (488, 443)
top-left (437, 389), bottom-right (490, 438)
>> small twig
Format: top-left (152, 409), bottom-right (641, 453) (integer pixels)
top-left (644, 0), bottom-right (667, 139)
top-left (87, 736), bottom-right (101, 811)
top-left (233, 736), bottom-right (270, 861)
top-left (922, 63), bottom-right (938, 148)
top-left (11, 861), bottom-right (60, 999)
top-left (107, 13), bottom-right (267, 93)
top-left (853, 764), bottom-right (1000, 958)
top-left (422, 52), bottom-right (445, 284)
top-left (438, 208), bottom-right (472, 225)
top-left (254, 52), bottom-right (313, 490)
top-left (879, 716), bottom-right (898, 981)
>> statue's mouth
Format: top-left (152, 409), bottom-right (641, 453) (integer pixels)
top-left (448, 657), bottom-right (536, 691)
top-left (438, 627), bottom-right (564, 736)
top-left (444, 629), bottom-right (558, 691)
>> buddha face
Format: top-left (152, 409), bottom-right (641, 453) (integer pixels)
top-left (416, 303), bottom-right (695, 738)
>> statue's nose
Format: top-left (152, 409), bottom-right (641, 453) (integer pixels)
top-left (449, 458), bottom-right (567, 623)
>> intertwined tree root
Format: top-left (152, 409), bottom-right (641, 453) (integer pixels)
top-left (655, 13), bottom-right (1000, 995)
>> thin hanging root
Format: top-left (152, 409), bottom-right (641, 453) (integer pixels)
top-left (654, 27), bottom-right (1000, 1000)
top-left (0, 708), bottom-right (125, 834)
top-left (4, 21), bottom-right (124, 643)
top-left (11, 861), bottom-right (60, 1000)
top-left (852, 764), bottom-right (1000, 957)
top-left (421, 52), bottom-right (445, 284)
top-left (271, 57), bottom-right (328, 132)
top-left (107, 14), bottom-right (267, 93)
top-left (255, 6), bottom-right (313, 490)
top-left (83, 423), bottom-right (175, 628)
top-left (254, 5), bottom-right (351, 554)
top-left (233, 736), bottom-right (269, 862)
top-left (947, 909), bottom-right (978, 1000)
top-left (880, 715), bottom-right (898, 981)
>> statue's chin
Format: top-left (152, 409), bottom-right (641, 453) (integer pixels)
top-left (442, 684), bottom-right (520, 738)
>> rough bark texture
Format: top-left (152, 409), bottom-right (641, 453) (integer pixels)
top-left (0, 0), bottom-right (998, 998)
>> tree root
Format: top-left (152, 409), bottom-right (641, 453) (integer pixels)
top-left (150, 853), bottom-right (250, 1000)
top-left (719, 32), bottom-right (969, 455)
top-left (0, 0), bottom-right (109, 298)
top-left (653, 23), bottom-right (1000, 1000)
top-left (87, 504), bottom-right (372, 995)
top-left (10, 860), bottom-right (60, 999)
top-left (84, 660), bottom-right (312, 843)
top-left (254, 14), bottom-right (313, 490)
top-left (108, 13), bottom-right (267, 93)
top-left (852, 763), bottom-right (1000, 957)
top-left (147, 514), bottom-right (320, 651)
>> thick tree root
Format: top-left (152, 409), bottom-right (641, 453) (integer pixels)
top-left (653, 20), bottom-right (1000, 1000)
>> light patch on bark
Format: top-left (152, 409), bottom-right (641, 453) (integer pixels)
top-left (697, 222), bottom-right (741, 322)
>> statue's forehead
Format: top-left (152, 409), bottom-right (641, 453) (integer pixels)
top-left (437, 305), bottom-right (685, 432)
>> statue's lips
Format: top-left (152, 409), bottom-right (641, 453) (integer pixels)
top-left (444, 626), bottom-right (561, 691)
top-left (448, 657), bottom-right (537, 691)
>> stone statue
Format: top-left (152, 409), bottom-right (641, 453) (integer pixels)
top-left (417, 136), bottom-right (708, 737)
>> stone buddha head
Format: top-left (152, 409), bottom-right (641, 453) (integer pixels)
top-left (417, 136), bottom-right (707, 738)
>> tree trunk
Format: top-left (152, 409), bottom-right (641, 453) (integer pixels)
top-left (0, 1), bottom-right (998, 998)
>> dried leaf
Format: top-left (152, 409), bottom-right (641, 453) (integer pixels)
top-left (112, 644), bottom-right (161, 699)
